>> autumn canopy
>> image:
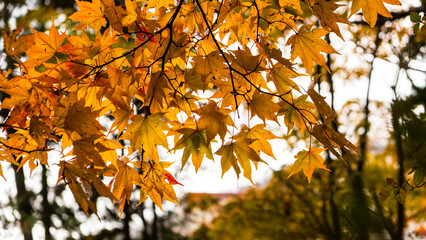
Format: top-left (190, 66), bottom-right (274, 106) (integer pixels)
top-left (0, 0), bottom-right (401, 216)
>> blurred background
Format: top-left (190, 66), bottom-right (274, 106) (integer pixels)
top-left (0, 0), bottom-right (425, 239)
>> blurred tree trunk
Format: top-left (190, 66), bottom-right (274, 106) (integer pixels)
top-left (123, 204), bottom-right (131, 240)
top-left (392, 93), bottom-right (406, 240)
top-left (348, 30), bottom-right (384, 240)
top-left (152, 202), bottom-right (158, 240)
top-left (139, 201), bottom-right (151, 240)
top-left (41, 165), bottom-right (52, 240)
top-left (316, 35), bottom-right (341, 240)
top-left (12, 164), bottom-right (34, 240)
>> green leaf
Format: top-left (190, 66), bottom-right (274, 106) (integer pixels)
top-left (414, 169), bottom-right (424, 186)
top-left (410, 12), bottom-right (421, 22)
top-left (413, 23), bottom-right (420, 34)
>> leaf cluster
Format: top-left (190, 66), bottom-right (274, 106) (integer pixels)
top-left (0, 0), bottom-right (402, 215)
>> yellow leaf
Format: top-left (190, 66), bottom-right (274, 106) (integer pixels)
top-left (349, 0), bottom-right (401, 27)
top-left (234, 124), bottom-right (278, 159)
top-left (287, 148), bottom-right (330, 183)
top-left (54, 99), bottom-right (104, 139)
top-left (110, 107), bottom-right (133, 134)
top-left (311, 0), bottom-right (349, 40)
top-left (269, 63), bottom-right (301, 94)
top-left (279, 0), bottom-right (303, 13)
top-left (121, 113), bottom-right (169, 162)
top-left (1, 21), bottom-right (34, 57)
top-left (139, 161), bottom-right (180, 209)
top-left (29, 117), bottom-right (57, 147)
top-left (69, 0), bottom-right (107, 31)
top-left (248, 90), bottom-right (279, 122)
top-left (286, 25), bottom-right (338, 76)
top-left (122, 0), bottom-right (138, 26)
top-left (173, 128), bottom-right (213, 172)
top-left (278, 95), bottom-right (317, 134)
top-left (103, 0), bottom-right (127, 32)
top-left (111, 156), bottom-right (143, 217)
top-left (68, 180), bottom-right (98, 216)
top-left (228, 47), bottom-right (266, 74)
top-left (97, 138), bottom-right (124, 168)
top-left (216, 139), bottom-right (266, 184)
top-left (311, 124), bottom-right (360, 161)
top-left (307, 80), bottom-right (336, 125)
top-left (73, 137), bottom-right (107, 168)
top-left (195, 100), bottom-right (234, 143)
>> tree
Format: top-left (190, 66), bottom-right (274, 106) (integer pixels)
top-left (0, 0), bottom-right (419, 221)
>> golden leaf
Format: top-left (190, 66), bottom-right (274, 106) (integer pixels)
top-left (288, 148), bottom-right (330, 183)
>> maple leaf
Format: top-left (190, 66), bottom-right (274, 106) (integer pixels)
top-left (57, 160), bottom-right (101, 216)
top-left (29, 117), bottom-right (58, 147)
top-left (1, 21), bottom-right (34, 57)
top-left (288, 148), bottom-right (330, 183)
top-left (120, 113), bottom-right (169, 162)
top-left (72, 137), bottom-right (108, 168)
top-left (307, 80), bottom-right (336, 125)
top-left (278, 95), bottom-right (317, 134)
top-left (69, 0), bottom-right (107, 31)
top-left (349, 0), bottom-right (401, 27)
top-left (228, 47), bottom-right (266, 74)
top-left (269, 63), bottom-right (301, 94)
top-left (111, 156), bottom-right (143, 217)
top-left (234, 124), bottom-right (278, 159)
top-left (109, 107), bottom-right (133, 134)
top-left (248, 90), bottom-right (280, 122)
top-left (0, 86), bottom-right (30, 110)
top-left (216, 139), bottom-right (266, 184)
top-left (286, 25), bottom-right (338, 76)
top-left (173, 128), bottom-right (213, 172)
top-left (137, 161), bottom-right (181, 209)
top-left (195, 100), bottom-right (234, 143)
top-left (18, 151), bottom-right (48, 175)
top-left (54, 99), bottom-right (104, 139)
top-left (97, 138), bottom-right (124, 168)
top-left (122, 0), bottom-right (138, 26)
top-left (279, 0), bottom-right (303, 13)
top-left (103, 0), bottom-right (127, 32)
top-left (311, 0), bottom-right (349, 40)
top-left (25, 19), bottom-right (66, 67)
top-left (0, 151), bottom-right (19, 180)
top-left (311, 124), bottom-right (360, 161)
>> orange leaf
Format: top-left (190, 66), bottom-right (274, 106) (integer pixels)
top-left (69, 0), bottom-right (107, 31)
top-left (25, 19), bottom-right (66, 67)
top-left (349, 0), bottom-right (401, 27)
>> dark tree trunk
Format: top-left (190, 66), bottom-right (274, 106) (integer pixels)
top-left (41, 165), bottom-right (52, 240)
top-left (123, 202), bottom-right (131, 240)
top-left (152, 202), bottom-right (158, 240)
top-left (139, 201), bottom-right (151, 240)
top-left (12, 164), bottom-right (34, 240)
top-left (392, 103), bottom-right (405, 240)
